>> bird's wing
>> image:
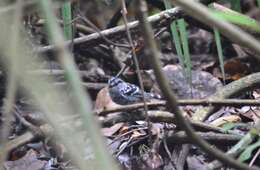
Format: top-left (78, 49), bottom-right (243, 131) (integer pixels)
top-left (120, 83), bottom-right (141, 97)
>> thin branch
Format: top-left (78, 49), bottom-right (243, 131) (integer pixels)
top-left (36, 19), bottom-right (96, 34)
top-left (194, 72), bottom-right (260, 121)
top-left (77, 12), bottom-right (131, 49)
top-left (167, 131), bottom-right (242, 144)
top-left (38, 1), bottom-right (118, 169)
top-left (121, 0), bottom-right (152, 146)
top-left (36, 6), bottom-right (182, 54)
top-left (171, 0), bottom-right (260, 62)
top-left (97, 99), bottom-right (260, 116)
top-left (0, 1), bottom-right (22, 168)
top-left (133, 1), bottom-right (259, 170)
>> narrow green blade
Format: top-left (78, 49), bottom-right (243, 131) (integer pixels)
top-left (178, 19), bottom-right (192, 85)
top-left (214, 28), bottom-right (226, 84)
top-left (62, 2), bottom-right (73, 40)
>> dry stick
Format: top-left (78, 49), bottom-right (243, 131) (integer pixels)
top-left (172, 0), bottom-right (260, 60)
top-left (33, 1), bottom-right (218, 55)
top-left (0, 112), bottom-right (242, 158)
top-left (175, 144), bottom-right (190, 170)
top-left (172, 0), bottom-right (260, 122)
top-left (207, 132), bottom-right (257, 169)
top-left (193, 72), bottom-right (260, 121)
top-left (250, 148), bottom-right (260, 167)
top-left (36, 19), bottom-right (96, 34)
top-left (36, 7), bottom-right (182, 54)
top-left (13, 107), bottom-right (44, 138)
top-left (208, 122), bottom-right (260, 170)
top-left (97, 99), bottom-right (260, 116)
top-left (36, 1), bottom-right (218, 54)
top-left (0, 124), bottom-right (53, 157)
top-left (133, 1), bottom-right (259, 170)
top-left (0, 132), bottom-right (34, 155)
top-left (121, 0), bottom-right (152, 146)
top-left (39, 1), bottom-right (118, 169)
top-left (100, 106), bottom-right (246, 135)
top-left (54, 82), bottom-right (106, 90)
top-left (77, 12), bottom-right (131, 49)
top-left (0, 1), bottom-right (22, 168)
top-left (167, 131), bottom-right (242, 144)
top-left (163, 138), bottom-right (177, 169)
top-left (115, 27), bottom-right (168, 77)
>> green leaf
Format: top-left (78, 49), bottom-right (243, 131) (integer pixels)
top-left (178, 19), bottom-right (192, 84)
top-left (238, 140), bottom-right (260, 162)
top-left (257, 0), bottom-right (260, 7)
top-left (170, 21), bottom-right (185, 67)
top-left (222, 122), bottom-right (236, 131)
top-left (213, 28), bottom-right (225, 84)
top-left (163, 0), bottom-right (184, 67)
top-left (211, 10), bottom-right (260, 33)
top-left (62, 2), bottom-right (73, 40)
top-left (163, 0), bottom-right (192, 88)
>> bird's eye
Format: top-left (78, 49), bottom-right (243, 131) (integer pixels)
top-left (108, 77), bottom-right (123, 87)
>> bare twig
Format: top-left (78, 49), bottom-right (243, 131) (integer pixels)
top-left (193, 72), bottom-right (260, 121)
top-left (13, 107), bottom-right (44, 138)
top-left (172, 0), bottom-right (260, 62)
top-left (97, 99), bottom-right (260, 116)
top-left (39, 1), bottom-right (118, 169)
top-left (133, 0), bottom-right (259, 169)
top-left (0, 1), bottom-right (22, 168)
top-left (249, 148), bottom-right (260, 167)
top-left (36, 7), bottom-right (182, 54)
top-left (167, 131), bottom-right (242, 144)
top-left (77, 11), bottom-right (131, 49)
top-left (121, 0), bottom-right (152, 146)
top-left (0, 124), bottom-right (53, 157)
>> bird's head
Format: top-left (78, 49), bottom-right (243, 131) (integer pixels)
top-left (108, 77), bottom-right (124, 88)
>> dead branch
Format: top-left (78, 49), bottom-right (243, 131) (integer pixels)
top-left (133, 0), bottom-right (259, 169)
top-left (166, 131), bottom-right (242, 144)
top-left (97, 99), bottom-right (260, 116)
top-left (36, 7), bottom-right (182, 54)
top-left (193, 72), bottom-right (260, 121)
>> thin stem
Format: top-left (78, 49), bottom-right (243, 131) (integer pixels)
top-left (134, 0), bottom-right (259, 169)
top-left (121, 0), bottom-right (152, 146)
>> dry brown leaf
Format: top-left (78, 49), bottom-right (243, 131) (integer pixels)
top-left (95, 87), bottom-right (121, 114)
top-left (210, 115), bottom-right (241, 127)
top-left (101, 123), bottom-right (124, 137)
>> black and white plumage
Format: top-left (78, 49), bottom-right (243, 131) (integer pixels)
top-left (108, 77), bottom-right (161, 105)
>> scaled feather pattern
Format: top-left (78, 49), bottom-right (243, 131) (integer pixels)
top-left (108, 77), bottom-right (161, 105)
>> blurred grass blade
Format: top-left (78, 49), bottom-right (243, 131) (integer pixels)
top-left (163, 0), bottom-right (192, 88)
top-left (211, 3), bottom-right (260, 33)
top-left (0, 1), bottom-right (22, 164)
top-left (164, 0), bottom-right (192, 86)
top-left (257, 0), bottom-right (260, 7)
top-left (178, 19), bottom-right (192, 84)
top-left (238, 140), bottom-right (260, 162)
top-left (163, 0), bottom-right (185, 68)
top-left (230, 0), bottom-right (241, 12)
top-left (213, 28), bottom-right (226, 84)
top-left (38, 1), bottom-right (118, 170)
top-left (61, 1), bottom-right (72, 40)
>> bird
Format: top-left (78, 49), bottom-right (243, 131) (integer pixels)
top-left (108, 76), bottom-right (161, 105)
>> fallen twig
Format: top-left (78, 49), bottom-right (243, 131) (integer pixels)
top-left (97, 99), bottom-right (260, 116)
top-left (166, 131), bottom-right (242, 144)
top-left (36, 7), bottom-right (182, 54)
top-left (193, 72), bottom-right (260, 121)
